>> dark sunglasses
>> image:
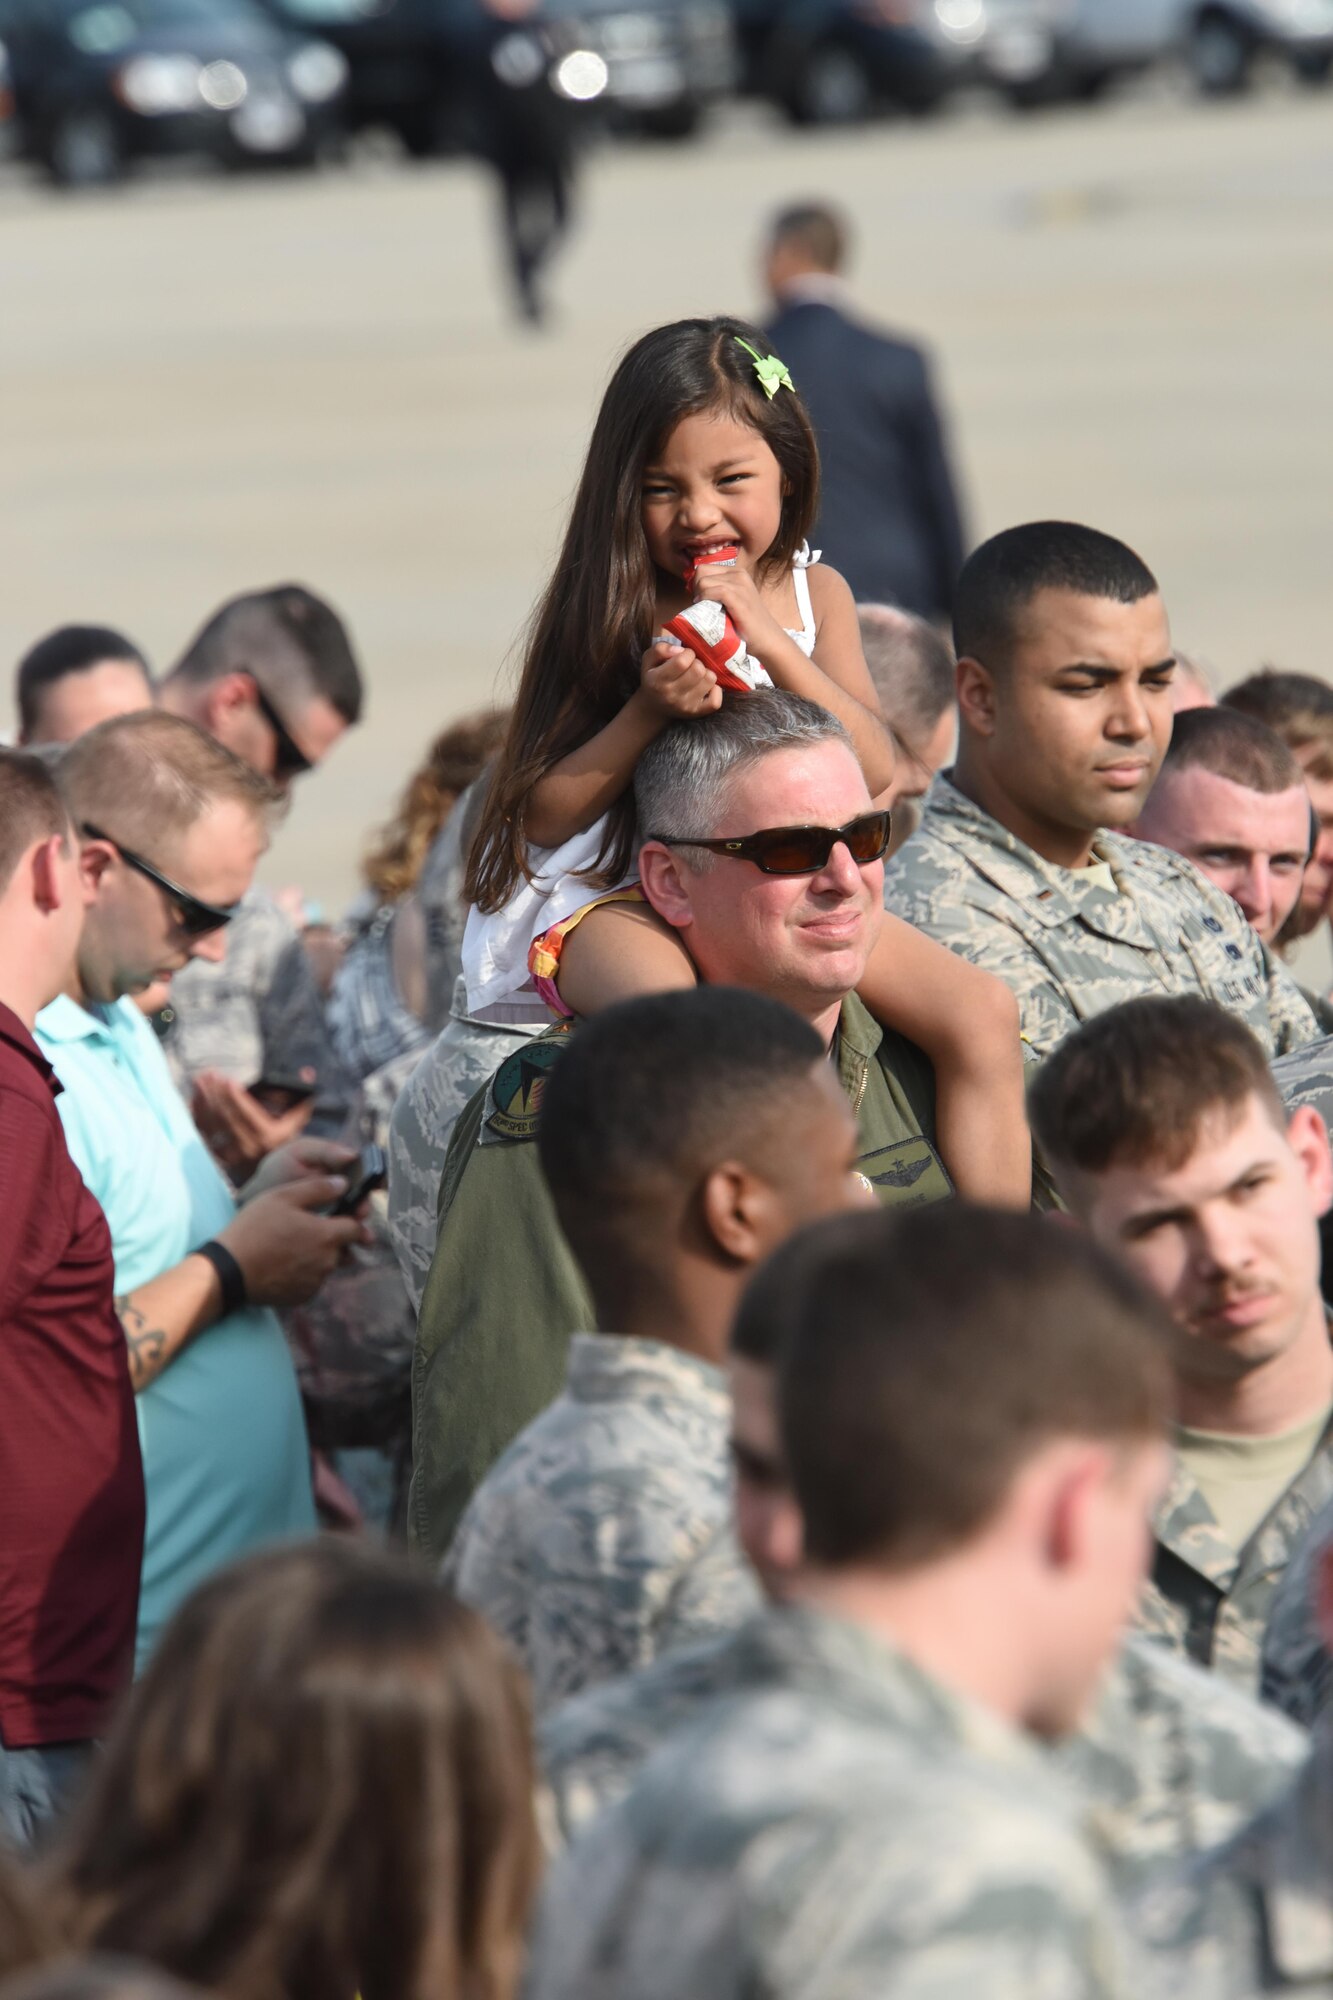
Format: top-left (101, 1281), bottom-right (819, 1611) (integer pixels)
top-left (81, 823), bottom-right (239, 938)
top-left (648, 809), bottom-right (892, 877)
top-left (250, 679), bottom-right (313, 779)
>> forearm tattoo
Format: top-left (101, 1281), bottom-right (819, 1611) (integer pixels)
top-left (114, 1294), bottom-right (169, 1391)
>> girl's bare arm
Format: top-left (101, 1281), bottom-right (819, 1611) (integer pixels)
top-left (525, 644), bottom-right (721, 849)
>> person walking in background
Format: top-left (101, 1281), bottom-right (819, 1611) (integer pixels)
top-left (763, 202), bottom-right (966, 622)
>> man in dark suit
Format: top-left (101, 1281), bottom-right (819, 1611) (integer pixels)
top-left (764, 202), bottom-right (966, 622)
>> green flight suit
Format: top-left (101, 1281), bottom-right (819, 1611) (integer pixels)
top-left (408, 993), bottom-right (949, 1563)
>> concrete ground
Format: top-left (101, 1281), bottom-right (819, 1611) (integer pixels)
top-left (1, 82), bottom-right (1331, 915)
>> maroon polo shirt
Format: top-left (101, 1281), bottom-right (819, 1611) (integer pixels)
top-left (0, 1002), bottom-right (144, 1746)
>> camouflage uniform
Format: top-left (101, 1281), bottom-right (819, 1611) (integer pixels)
top-left (416, 793), bottom-right (472, 1036)
top-left (444, 1334), bottom-right (760, 1715)
top-left (163, 886), bottom-right (350, 1134)
top-left (409, 995), bottom-right (952, 1563)
top-left (883, 778), bottom-right (1318, 1060)
top-left (1135, 1420), bottom-right (1333, 1697)
top-left (1273, 1034), bottom-right (1333, 1131)
top-left (539, 1624), bottom-right (1304, 1892)
top-left (525, 1602), bottom-right (1133, 2000)
top-left (385, 981), bottom-right (538, 1314)
top-left (1134, 1721), bottom-right (1333, 1997)
top-left (1259, 1489), bottom-right (1333, 1729)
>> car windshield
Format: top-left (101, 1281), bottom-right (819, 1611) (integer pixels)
top-left (60, 0), bottom-right (269, 55)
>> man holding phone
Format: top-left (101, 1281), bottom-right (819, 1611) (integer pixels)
top-left (37, 713), bottom-right (370, 1669)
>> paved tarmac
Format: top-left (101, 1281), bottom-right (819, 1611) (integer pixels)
top-left (1, 84), bottom-right (1331, 910)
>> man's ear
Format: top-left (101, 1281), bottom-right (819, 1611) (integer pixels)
top-left (30, 834), bottom-right (68, 914)
top-left (700, 1161), bottom-right (780, 1266)
top-left (1042, 1443), bottom-right (1114, 1574)
top-left (1287, 1103), bottom-right (1333, 1220)
top-left (76, 834), bottom-right (114, 901)
top-left (638, 840), bottom-right (696, 933)
top-left (203, 672), bottom-right (258, 736)
top-left (956, 655), bottom-right (998, 738)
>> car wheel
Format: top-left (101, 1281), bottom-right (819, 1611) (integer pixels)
top-left (786, 44), bottom-right (873, 125)
top-left (1188, 10), bottom-right (1254, 94)
top-left (1292, 47), bottom-right (1333, 84)
top-left (44, 107), bottom-right (125, 187)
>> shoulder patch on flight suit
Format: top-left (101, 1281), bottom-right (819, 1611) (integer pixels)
top-left (481, 1034), bottom-right (570, 1145)
top-left (856, 1137), bottom-right (953, 1207)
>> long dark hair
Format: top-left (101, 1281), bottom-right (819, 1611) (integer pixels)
top-left (466, 315), bottom-right (820, 912)
top-left (48, 1541), bottom-right (541, 2000)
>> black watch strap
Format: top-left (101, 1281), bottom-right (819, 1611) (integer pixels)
top-left (195, 1239), bottom-right (247, 1319)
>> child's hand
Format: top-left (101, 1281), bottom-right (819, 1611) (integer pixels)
top-left (639, 640), bottom-right (723, 720)
top-left (690, 564), bottom-right (786, 654)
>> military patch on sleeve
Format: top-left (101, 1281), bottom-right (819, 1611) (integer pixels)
top-left (856, 1138), bottom-right (953, 1207)
top-left (480, 1035), bottom-right (571, 1145)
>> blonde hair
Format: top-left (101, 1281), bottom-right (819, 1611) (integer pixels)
top-left (363, 710), bottom-right (509, 904)
top-left (57, 713), bottom-right (278, 866)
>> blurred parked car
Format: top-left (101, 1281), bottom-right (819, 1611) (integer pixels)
top-left (0, 0), bottom-right (348, 185)
top-left (729, 0), bottom-right (1061, 124)
top-left (1016, 0), bottom-right (1333, 99)
top-left (260, 0), bottom-right (738, 147)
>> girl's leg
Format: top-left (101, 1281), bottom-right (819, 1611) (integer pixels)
top-left (857, 913), bottom-right (1031, 1208)
top-left (554, 899), bottom-right (697, 1016)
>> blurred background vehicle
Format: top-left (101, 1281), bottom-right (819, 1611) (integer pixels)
top-left (0, 0), bottom-right (349, 185)
top-left (260, 0), bottom-right (738, 150)
top-left (728, 0), bottom-right (1065, 127)
top-left (1013, 0), bottom-right (1333, 102)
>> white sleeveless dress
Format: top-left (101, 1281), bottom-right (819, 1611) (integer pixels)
top-left (462, 548), bottom-right (821, 1027)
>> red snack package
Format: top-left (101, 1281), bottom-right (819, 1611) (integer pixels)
top-left (667, 544), bottom-right (773, 695)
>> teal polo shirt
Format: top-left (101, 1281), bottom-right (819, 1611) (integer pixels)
top-left (35, 994), bottom-right (316, 1671)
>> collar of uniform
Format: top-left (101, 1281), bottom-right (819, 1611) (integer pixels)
top-left (35, 992), bottom-right (122, 1046)
top-left (1249, 1724), bottom-right (1333, 1979)
top-left (734, 1601), bottom-right (1059, 1780)
top-left (918, 776), bottom-right (1097, 928)
top-left (1156, 1396), bottom-right (1333, 1587)
top-left (565, 1333), bottom-right (730, 1414)
top-left (919, 779), bottom-right (1181, 946)
top-left (0, 1000), bottom-right (63, 1093)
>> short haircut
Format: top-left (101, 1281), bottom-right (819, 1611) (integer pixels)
top-left (16, 624), bottom-right (150, 738)
top-left (1224, 669), bottom-right (1333, 784)
top-left (770, 201), bottom-right (847, 272)
top-left (953, 521), bottom-right (1159, 673)
top-left (635, 690), bottom-right (851, 868)
top-left (164, 584), bottom-right (363, 725)
top-left (856, 604), bottom-right (955, 746)
top-left (1028, 994), bottom-right (1286, 1181)
top-left (538, 988), bottom-right (826, 1294)
top-left (57, 711), bottom-right (278, 866)
top-left (1161, 706), bottom-right (1303, 795)
top-left (735, 1205), bottom-right (1171, 1570)
top-left (0, 748), bottom-right (73, 895)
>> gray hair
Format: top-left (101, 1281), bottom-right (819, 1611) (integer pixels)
top-left (634, 692), bottom-right (851, 869)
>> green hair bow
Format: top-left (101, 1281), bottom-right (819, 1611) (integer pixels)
top-left (735, 337), bottom-right (795, 401)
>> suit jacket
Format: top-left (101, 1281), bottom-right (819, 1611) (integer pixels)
top-left (766, 296), bottom-right (965, 619)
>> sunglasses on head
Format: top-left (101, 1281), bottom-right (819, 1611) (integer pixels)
top-left (82, 823), bottom-right (239, 938)
top-left (249, 679), bottom-right (313, 780)
top-left (648, 809), bottom-right (892, 877)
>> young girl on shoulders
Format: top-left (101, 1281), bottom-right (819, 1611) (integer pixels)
top-left (464, 316), bottom-right (1028, 1205)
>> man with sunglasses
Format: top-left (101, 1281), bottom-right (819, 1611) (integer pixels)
top-left (34, 713), bottom-right (369, 1670)
top-left (154, 584), bottom-right (363, 1178)
top-left (883, 520), bottom-right (1318, 1062)
top-left (410, 690), bottom-right (950, 1562)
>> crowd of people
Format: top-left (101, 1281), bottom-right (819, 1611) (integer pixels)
top-left (5, 226), bottom-right (1333, 1998)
